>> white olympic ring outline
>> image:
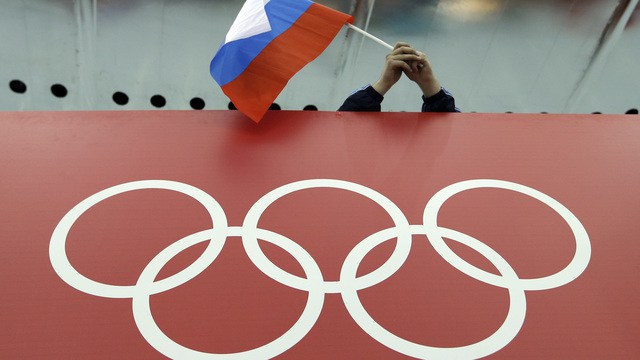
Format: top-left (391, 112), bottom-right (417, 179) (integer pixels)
top-left (49, 179), bottom-right (591, 360)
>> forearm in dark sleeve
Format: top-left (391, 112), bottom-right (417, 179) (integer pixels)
top-left (422, 87), bottom-right (460, 112)
top-left (338, 85), bottom-right (384, 112)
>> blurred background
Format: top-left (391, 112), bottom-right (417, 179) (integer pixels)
top-left (1, 0), bottom-right (638, 114)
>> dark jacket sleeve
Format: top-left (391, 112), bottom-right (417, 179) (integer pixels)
top-left (338, 85), bottom-right (384, 112)
top-left (339, 85), bottom-right (460, 112)
top-left (422, 87), bottom-right (460, 112)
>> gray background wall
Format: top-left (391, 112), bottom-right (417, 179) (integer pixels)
top-left (1, 0), bottom-right (638, 114)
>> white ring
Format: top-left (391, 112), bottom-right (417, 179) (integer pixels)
top-left (49, 180), bottom-right (228, 298)
top-left (242, 179), bottom-right (412, 293)
top-left (423, 179), bottom-right (591, 290)
top-left (132, 226), bottom-right (325, 359)
top-left (341, 225), bottom-right (526, 359)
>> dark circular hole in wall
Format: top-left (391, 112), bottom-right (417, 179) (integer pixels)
top-left (151, 95), bottom-right (166, 108)
top-left (190, 97), bottom-right (205, 110)
top-left (51, 84), bottom-right (68, 98)
top-left (9, 80), bottom-right (27, 94)
top-left (112, 91), bottom-right (129, 106)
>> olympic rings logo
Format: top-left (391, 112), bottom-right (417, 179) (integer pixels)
top-left (49, 179), bottom-right (591, 359)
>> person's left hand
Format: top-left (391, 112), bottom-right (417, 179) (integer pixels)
top-left (403, 51), bottom-right (442, 98)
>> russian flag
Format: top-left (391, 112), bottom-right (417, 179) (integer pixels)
top-left (210, 0), bottom-right (353, 122)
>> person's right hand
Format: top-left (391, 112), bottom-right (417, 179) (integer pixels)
top-left (372, 42), bottom-right (422, 96)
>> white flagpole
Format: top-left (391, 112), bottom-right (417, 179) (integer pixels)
top-left (345, 23), bottom-right (393, 50)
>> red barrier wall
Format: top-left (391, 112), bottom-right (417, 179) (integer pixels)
top-left (1, 110), bottom-right (639, 359)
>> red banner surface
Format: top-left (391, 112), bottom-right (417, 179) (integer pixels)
top-left (1, 111), bottom-right (639, 359)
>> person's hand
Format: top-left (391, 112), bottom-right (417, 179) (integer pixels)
top-left (403, 51), bottom-right (442, 98)
top-left (371, 42), bottom-right (422, 96)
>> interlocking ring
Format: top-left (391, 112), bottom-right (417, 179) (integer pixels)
top-left (50, 179), bottom-right (591, 359)
top-left (49, 180), bottom-right (228, 298)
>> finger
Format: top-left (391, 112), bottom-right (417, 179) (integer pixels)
top-left (394, 41), bottom-right (411, 50)
top-left (391, 46), bottom-right (418, 57)
top-left (411, 60), bottom-right (419, 73)
top-left (389, 59), bottom-right (413, 73)
top-left (388, 53), bottom-right (422, 62)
